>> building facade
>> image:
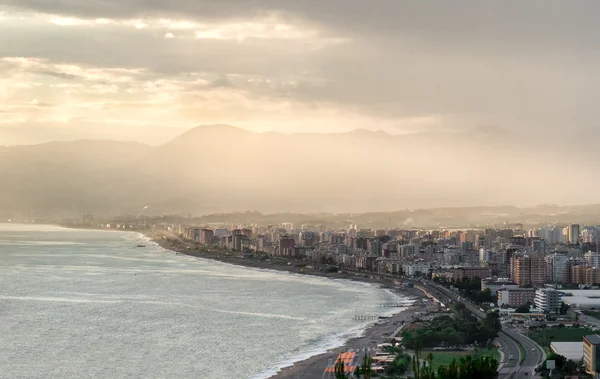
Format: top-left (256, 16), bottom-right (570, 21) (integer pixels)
top-left (569, 224), bottom-right (581, 245)
top-left (584, 335), bottom-right (600, 378)
top-left (200, 228), bottom-right (214, 245)
top-left (534, 288), bottom-right (560, 313)
top-left (545, 253), bottom-right (569, 283)
top-left (497, 288), bottom-right (536, 308)
top-left (278, 235), bottom-right (296, 257)
top-left (481, 279), bottom-right (518, 295)
top-left (510, 254), bottom-right (546, 287)
top-left (450, 267), bottom-right (492, 281)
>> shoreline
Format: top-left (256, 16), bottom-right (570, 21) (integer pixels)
top-left (61, 226), bottom-right (429, 379)
top-left (144, 229), bottom-right (407, 288)
top-left (265, 305), bottom-right (421, 379)
top-left (141, 230), bottom-right (428, 379)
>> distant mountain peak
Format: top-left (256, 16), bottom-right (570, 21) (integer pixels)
top-left (163, 124), bottom-right (253, 146)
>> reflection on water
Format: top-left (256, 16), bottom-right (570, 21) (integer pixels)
top-left (0, 224), bottom-right (406, 379)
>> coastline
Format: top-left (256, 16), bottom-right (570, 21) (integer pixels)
top-left (265, 305), bottom-right (419, 379)
top-left (60, 226), bottom-right (427, 379)
top-left (141, 230), bottom-right (427, 379)
top-left (144, 229), bottom-right (405, 287)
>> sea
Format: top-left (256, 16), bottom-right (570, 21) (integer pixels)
top-left (0, 224), bottom-right (411, 379)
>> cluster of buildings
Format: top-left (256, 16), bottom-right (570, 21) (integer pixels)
top-left (89, 218), bottom-right (600, 314)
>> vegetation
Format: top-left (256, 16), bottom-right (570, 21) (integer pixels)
top-left (334, 358), bottom-right (347, 379)
top-left (537, 354), bottom-right (581, 378)
top-left (383, 352), bottom-right (411, 377)
top-left (559, 301), bottom-right (570, 315)
top-left (515, 304), bottom-right (531, 313)
top-left (411, 344), bottom-right (499, 379)
top-left (429, 348), bottom-right (500, 372)
top-left (356, 355), bottom-right (373, 379)
top-left (433, 276), bottom-right (495, 305)
top-left (401, 311), bottom-right (501, 350)
top-left (528, 326), bottom-right (596, 348)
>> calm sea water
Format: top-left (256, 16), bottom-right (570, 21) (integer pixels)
top-left (0, 224), bottom-right (409, 379)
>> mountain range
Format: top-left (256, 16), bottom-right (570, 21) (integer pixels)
top-left (0, 124), bottom-right (597, 219)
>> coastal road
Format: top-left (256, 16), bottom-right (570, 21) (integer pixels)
top-left (415, 282), bottom-right (521, 377)
top-left (502, 328), bottom-right (545, 378)
top-left (418, 281), bottom-right (545, 378)
top-left (497, 333), bottom-right (521, 376)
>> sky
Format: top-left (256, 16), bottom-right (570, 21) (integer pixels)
top-left (2, 1), bottom-right (600, 144)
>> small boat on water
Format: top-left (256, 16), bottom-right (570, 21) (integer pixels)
top-left (137, 244), bottom-right (146, 248)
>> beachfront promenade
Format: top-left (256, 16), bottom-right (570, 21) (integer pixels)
top-left (318, 279), bottom-right (545, 379)
top-left (320, 304), bottom-right (427, 379)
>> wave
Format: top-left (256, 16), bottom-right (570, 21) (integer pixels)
top-left (0, 240), bottom-right (85, 246)
top-left (250, 313), bottom-right (400, 379)
top-left (0, 295), bottom-right (306, 321)
top-left (250, 290), bottom-right (414, 379)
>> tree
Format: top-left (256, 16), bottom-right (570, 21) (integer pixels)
top-left (544, 353), bottom-right (566, 369)
top-left (559, 302), bottom-right (569, 315)
top-left (334, 358), bottom-right (347, 379)
top-left (359, 354), bottom-right (373, 379)
top-left (431, 355), bottom-right (498, 379)
top-left (515, 304), bottom-right (530, 313)
top-left (413, 342), bottom-right (423, 379)
top-left (563, 359), bottom-right (578, 375)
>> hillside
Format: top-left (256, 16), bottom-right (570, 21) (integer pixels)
top-left (0, 125), bottom-right (597, 219)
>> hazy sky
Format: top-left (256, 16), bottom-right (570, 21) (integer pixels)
top-left (2, 1), bottom-right (600, 143)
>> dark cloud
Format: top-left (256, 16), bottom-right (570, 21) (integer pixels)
top-left (5, 0), bottom-right (600, 51)
top-left (3, 0), bottom-right (600, 136)
top-left (31, 70), bottom-right (80, 80)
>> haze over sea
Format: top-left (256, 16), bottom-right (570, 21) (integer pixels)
top-left (0, 224), bottom-right (407, 378)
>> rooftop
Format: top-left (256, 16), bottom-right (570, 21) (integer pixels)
top-left (584, 335), bottom-right (600, 345)
top-left (484, 281), bottom-right (518, 285)
top-left (550, 342), bottom-right (584, 361)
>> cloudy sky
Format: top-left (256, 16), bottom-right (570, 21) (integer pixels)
top-left (2, 1), bottom-right (599, 144)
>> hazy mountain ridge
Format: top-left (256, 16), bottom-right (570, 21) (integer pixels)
top-left (0, 125), bottom-right (597, 218)
top-left (112, 205), bottom-right (600, 229)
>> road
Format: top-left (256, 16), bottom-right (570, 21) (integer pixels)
top-left (502, 328), bottom-right (545, 378)
top-left (417, 280), bottom-right (545, 378)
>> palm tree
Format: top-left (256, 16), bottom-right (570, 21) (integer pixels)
top-left (413, 343), bottom-right (422, 379)
top-left (334, 358), bottom-right (347, 379)
top-left (360, 354), bottom-right (373, 379)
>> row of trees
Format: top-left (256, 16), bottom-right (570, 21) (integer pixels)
top-left (413, 343), bottom-right (499, 379)
top-left (401, 310), bottom-right (501, 350)
top-left (334, 354), bottom-right (375, 379)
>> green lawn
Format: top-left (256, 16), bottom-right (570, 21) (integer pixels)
top-left (427, 348), bottom-right (500, 372)
top-left (528, 327), bottom-right (596, 348)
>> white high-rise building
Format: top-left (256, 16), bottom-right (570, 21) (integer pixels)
top-left (534, 288), bottom-right (560, 313)
top-left (568, 224), bottom-right (581, 245)
top-left (479, 248), bottom-right (493, 263)
top-left (541, 226), bottom-right (564, 245)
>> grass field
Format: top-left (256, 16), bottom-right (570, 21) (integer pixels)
top-left (528, 327), bottom-right (596, 348)
top-left (427, 348), bottom-right (500, 372)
